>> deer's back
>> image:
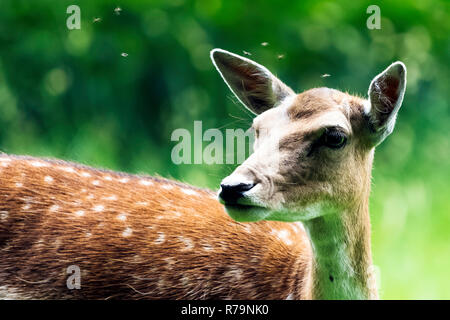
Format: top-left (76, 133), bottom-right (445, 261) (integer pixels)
top-left (0, 155), bottom-right (311, 299)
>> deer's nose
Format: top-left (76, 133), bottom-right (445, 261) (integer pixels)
top-left (219, 183), bottom-right (255, 204)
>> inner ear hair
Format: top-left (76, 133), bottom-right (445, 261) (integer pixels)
top-left (367, 61), bottom-right (407, 146)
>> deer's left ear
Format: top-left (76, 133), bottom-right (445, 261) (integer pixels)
top-left (366, 61), bottom-right (407, 146)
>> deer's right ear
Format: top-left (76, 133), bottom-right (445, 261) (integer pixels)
top-left (210, 49), bottom-right (295, 115)
top-left (366, 61), bottom-right (407, 146)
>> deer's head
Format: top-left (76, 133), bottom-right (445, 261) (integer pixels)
top-left (212, 49), bottom-right (406, 222)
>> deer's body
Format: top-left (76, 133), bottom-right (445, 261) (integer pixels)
top-left (0, 155), bottom-right (311, 299)
top-left (0, 49), bottom-right (407, 299)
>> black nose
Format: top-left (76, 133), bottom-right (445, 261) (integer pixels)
top-left (219, 183), bottom-right (255, 204)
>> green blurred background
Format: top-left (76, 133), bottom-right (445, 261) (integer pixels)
top-left (0, 0), bottom-right (448, 299)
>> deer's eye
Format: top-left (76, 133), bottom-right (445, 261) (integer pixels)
top-left (322, 129), bottom-right (347, 149)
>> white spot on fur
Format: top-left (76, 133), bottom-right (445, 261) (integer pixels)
top-left (118, 177), bottom-right (129, 183)
top-left (0, 285), bottom-right (33, 299)
top-left (139, 180), bottom-right (153, 186)
top-left (75, 210), bottom-right (85, 217)
top-left (15, 182), bottom-right (23, 188)
top-left (81, 172), bottom-right (91, 178)
top-left (154, 232), bottom-right (165, 244)
top-left (117, 213), bottom-right (127, 221)
top-left (272, 229), bottom-right (293, 246)
top-left (1, 162), bottom-right (9, 167)
top-left (181, 276), bottom-right (190, 286)
top-left (293, 222), bottom-right (305, 233)
top-left (31, 161), bottom-right (48, 167)
top-left (87, 194), bottom-right (94, 200)
top-left (157, 279), bottom-right (166, 289)
top-left (122, 227), bottom-right (133, 237)
top-left (225, 267), bottom-right (243, 281)
top-left (22, 205), bottom-right (31, 210)
top-left (103, 195), bottom-right (117, 201)
top-left (136, 201), bottom-right (149, 206)
top-left (203, 244), bottom-right (213, 251)
top-left (103, 175), bottom-right (112, 181)
top-left (178, 236), bottom-right (194, 250)
top-left (92, 180), bottom-right (100, 186)
top-left (162, 185), bottom-right (173, 190)
top-left (44, 176), bottom-right (53, 183)
top-left (0, 211), bottom-right (8, 221)
top-left (93, 205), bottom-right (104, 212)
top-left (164, 257), bottom-right (175, 268)
top-left (286, 293), bottom-right (295, 300)
top-left (85, 232), bottom-right (92, 238)
top-left (35, 238), bottom-right (44, 248)
top-left (59, 166), bottom-right (75, 173)
top-left (0, 158), bottom-right (11, 162)
top-left (181, 188), bottom-right (198, 196)
top-left (49, 205), bottom-right (59, 212)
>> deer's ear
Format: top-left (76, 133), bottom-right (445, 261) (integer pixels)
top-left (210, 49), bottom-right (295, 115)
top-left (366, 61), bottom-right (407, 146)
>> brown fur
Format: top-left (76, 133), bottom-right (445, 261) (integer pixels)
top-left (0, 155), bottom-right (311, 299)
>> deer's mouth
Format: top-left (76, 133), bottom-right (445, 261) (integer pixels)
top-left (224, 203), bottom-right (257, 210)
top-left (217, 184), bottom-right (271, 222)
top-left (222, 203), bottom-right (270, 222)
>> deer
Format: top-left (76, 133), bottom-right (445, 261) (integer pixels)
top-left (0, 49), bottom-right (406, 300)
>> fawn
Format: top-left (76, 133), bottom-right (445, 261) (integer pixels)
top-left (0, 49), bottom-right (406, 299)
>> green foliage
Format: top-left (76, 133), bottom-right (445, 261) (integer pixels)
top-left (0, 0), bottom-right (448, 299)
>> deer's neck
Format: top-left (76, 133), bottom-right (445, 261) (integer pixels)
top-left (302, 199), bottom-right (377, 300)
